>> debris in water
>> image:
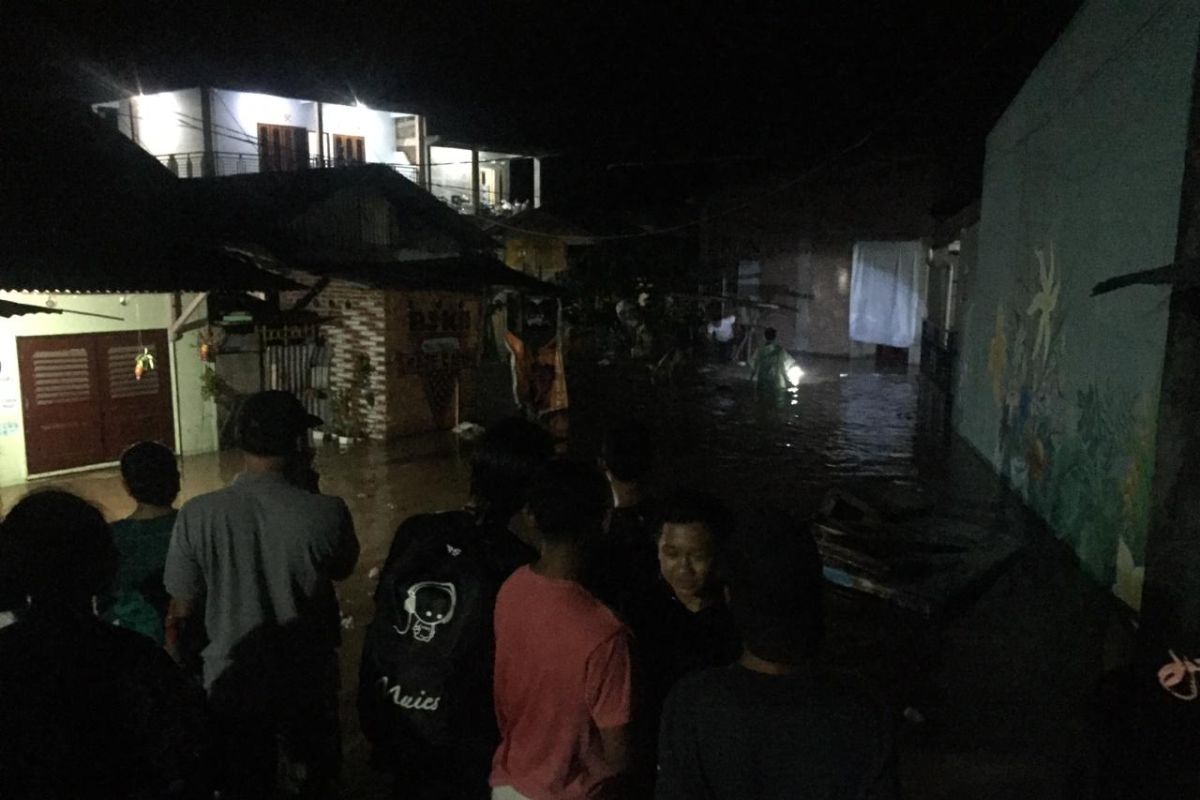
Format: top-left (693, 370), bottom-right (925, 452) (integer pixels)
top-left (368, 566), bottom-right (381, 581)
top-left (340, 614), bottom-right (355, 630)
top-left (452, 421), bottom-right (487, 440)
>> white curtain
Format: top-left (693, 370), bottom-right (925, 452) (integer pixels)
top-left (849, 241), bottom-right (923, 348)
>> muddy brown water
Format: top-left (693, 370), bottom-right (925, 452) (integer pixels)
top-left (2, 358), bottom-right (1126, 798)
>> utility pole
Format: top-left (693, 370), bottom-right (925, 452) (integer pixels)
top-left (1133, 31), bottom-right (1200, 797)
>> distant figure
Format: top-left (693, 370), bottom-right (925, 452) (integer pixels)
top-left (750, 327), bottom-right (795, 393)
top-left (584, 420), bottom-right (659, 619)
top-left (707, 313), bottom-right (737, 362)
top-left (491, 461), bottom-right (633, 800)
top-left (101, 441), bottom-right (180, 644)
top-left (359, 417), bottom-right (554, 800)
top-left (656, 511), bottom-right (898, 800)
top-left (165, 390), bottom-right (360, 799)
top-left (0, 490), bottom-right (205, 798)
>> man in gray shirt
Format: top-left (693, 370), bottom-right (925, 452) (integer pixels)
top-left (165, 390), bottom-right (359, 799)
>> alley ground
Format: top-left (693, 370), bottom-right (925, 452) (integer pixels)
top-left (1, 358), bottom-right (1135, 799)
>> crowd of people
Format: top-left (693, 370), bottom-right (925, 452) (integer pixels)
top-left (0, 389), bottom-right (897, 799)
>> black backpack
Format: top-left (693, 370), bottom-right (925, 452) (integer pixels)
top-left (358, 510), bottom-right (531, 754)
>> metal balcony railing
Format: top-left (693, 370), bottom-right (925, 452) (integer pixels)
top-left (156, 151), bottom-right (420, 183)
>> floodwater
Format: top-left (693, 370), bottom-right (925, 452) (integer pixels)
top-left (1, 358), bottom-right (1129, 798)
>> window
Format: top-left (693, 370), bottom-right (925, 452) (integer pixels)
top-left (332, 134), bottom-right (365, 166)
top-left (258, 123), bottom-right (310, 172)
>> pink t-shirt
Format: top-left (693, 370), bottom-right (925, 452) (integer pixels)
top-left (491, 566), bottom-right (633, 800)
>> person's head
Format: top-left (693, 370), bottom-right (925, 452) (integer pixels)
top-left (236, 390), bottom-right (322, 463)
top-left (763, 327), bottom-right (778, 343)
top-left (527, 459), bottom-right (611, 548)
top-left (0, 490), bottom-right (117, 611)
top-left (119, 441), bottom-right (180, 509)
top-left (657, 490), bottom-right (733, 603)
top-left (470, 418), bottom-right (555, 523)
top-left (721, 510), bottom-right (823, 663)
top-left (600, 420), bottom-right (653, 485)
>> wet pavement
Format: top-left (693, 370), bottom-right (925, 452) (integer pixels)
top-left (1, 357), bottom-right (1131, 799)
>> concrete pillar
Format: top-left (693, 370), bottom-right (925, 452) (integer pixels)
top-left (1134, 37), bottom-right (1200, 797)
top-left (317, 102), bottom-right (325, 167)
top-left (533, 157), bottom-right (542, 208)
top-left (471, 148), bottom-right (481, 215)
top-left (199, 87), bottom-right (215, 177)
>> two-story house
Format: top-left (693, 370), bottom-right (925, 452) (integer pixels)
top-left (93, 86), bottom-right (544, 215)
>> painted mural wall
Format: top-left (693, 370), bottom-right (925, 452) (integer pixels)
top-left (0, 292), bottom-right (218, 487)
top-left (954, 0), bottom-right (1200, 609)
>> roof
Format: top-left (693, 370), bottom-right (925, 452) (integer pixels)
top-left (304, 254), bottom-right (562, 294)
top-left (480, 206), bottom-right (643, 244)
top-left (175, 165), bottom-right (496, 255)
top-left (0, 98), bottom-right (299, 293)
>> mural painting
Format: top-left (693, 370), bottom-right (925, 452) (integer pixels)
top-left (982, 242), bottom-right (1156, 607)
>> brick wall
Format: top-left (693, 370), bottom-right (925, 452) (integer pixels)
top-left (311, 280), bottom-right (389, 439)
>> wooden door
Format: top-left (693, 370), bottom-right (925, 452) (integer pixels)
top-left (17, 331), bottom-right (176, 475)
top-left (97, 331), bottom-right (175, 463)
top-left (17, 335), bottom-right (106, 474)
top-left (258, 123), bottom-right (310, 172)
top-left (332, 134), bottom-right (365, 166)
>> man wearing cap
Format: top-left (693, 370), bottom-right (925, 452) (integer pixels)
top-left (164, 390), bottom-right (360, 798)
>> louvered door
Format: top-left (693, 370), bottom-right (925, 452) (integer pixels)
top-left (17, 335), bottom-right (106, 474)
top-left (98, 330), bottom-right (175, 463)
top-left (17, 331), bottom-right (176, 475)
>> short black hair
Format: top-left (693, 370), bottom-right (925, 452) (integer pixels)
top-left (721, 510), bottom-right (823, 662)
top-left (236, 390), bottom-right (321, 457)
top-left (0, 490), bottom-right (117, 607)
top-left (528, 459), bottom-right (610, 545)
top-left (763, 327), bottom-right (778, 342)
top-left (470, 418), bottom-right (554, 522)
top-left (120, 441), bottom-right (180, 507)
top-left (658, 489), bottom-right (733, 547)
top-left (600, 420), bottom-right (653, 483)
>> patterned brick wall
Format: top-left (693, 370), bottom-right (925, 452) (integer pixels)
top-left (309, 280), bottom-right (389, 439)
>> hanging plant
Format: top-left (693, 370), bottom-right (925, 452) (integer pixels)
top-left (133, 348), bottom-right (156, 380)
top-left (198, 326), bottom-right (225, 363)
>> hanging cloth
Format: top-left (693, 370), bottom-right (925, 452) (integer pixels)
top-left (849, 241), bottom-right (924, 348)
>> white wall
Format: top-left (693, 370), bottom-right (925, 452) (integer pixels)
top-left (211, 89), bottom-right (315, 157)
top-left (119, 89), bottom-right (205, 158)
top-left (0, 292), bottom-right (217, 487)
top-left (321, 101), bottom-right (399, 164)
top-left (430, 146), bottom-right (473, 206)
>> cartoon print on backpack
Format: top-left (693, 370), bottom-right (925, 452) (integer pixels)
top-left (395, 581), bottom-right (458, 642)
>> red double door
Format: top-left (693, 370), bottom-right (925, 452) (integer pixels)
top-left (17, 330), bottom-right (176, 475)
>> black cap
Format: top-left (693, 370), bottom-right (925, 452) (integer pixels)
top-left (236, 390), bottom-right (323, 457)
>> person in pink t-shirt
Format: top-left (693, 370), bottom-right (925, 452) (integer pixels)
top-left (491, 460), bottom-right (632, 800)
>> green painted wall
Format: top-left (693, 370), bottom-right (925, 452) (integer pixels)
top-left (955, 0), bottom-right (1200, 609)
top-left (0, 291), bottom-right (217, 487)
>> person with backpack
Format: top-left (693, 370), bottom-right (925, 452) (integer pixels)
top-left (100, 441), bottom-right (180, 644)
top-left (359, 417), bottom-right (554, 800)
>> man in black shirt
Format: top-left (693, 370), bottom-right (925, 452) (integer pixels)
top-left (585, 420), bottom-right (659, 619)
top-left (657, 510), bottom-right (898, 800)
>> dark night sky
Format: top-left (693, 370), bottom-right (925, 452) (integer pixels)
top-left (10, 1), bottom-right (1081, 204)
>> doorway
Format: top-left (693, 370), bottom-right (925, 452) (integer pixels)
top-left (17, 330), bottom-right (176, 475)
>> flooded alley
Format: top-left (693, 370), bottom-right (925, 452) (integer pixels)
top-left (3, 359), bottom-right (1130, 799)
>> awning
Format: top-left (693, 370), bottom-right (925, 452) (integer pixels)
top-left (0, 299), bottom-right (62, 318)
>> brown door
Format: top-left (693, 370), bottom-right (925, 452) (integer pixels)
top-left (17, 335), bottom-right (106, 474)
top-left (17, 331), bottom-right (176, 475)
top-left (258, 123), bottom-right (310, 172)
top-left (332, 134), bottom-right (365, 166)
top-left (98, 331), bottom-right (175, 463)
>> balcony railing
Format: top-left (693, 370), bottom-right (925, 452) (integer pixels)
top-left (157, 151), bottom-right (420, 183)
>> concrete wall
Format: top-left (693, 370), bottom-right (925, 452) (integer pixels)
top-left (953, 0), bottom-right (1200, 609)
top-left (0, 291), bottom-right (218, 487)
top-left (100, 89), bottom-right (205, 159)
